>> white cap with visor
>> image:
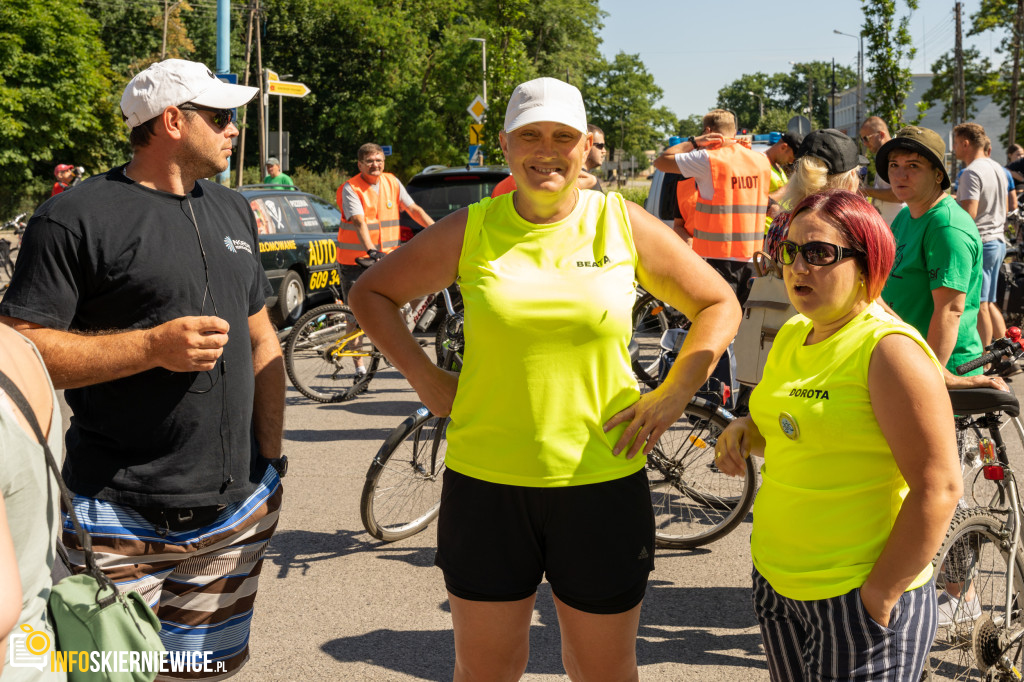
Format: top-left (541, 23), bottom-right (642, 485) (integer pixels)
top-left (120, 59), bottom-right (258, 130)
top-left (504, 77), bottom-right (587, 134)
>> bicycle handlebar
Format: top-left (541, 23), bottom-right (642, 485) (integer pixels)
top-left (956, 327), bottom-right (1024, 375)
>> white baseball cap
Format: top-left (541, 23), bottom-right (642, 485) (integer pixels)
top-left (503, 77), bottom-right (587, 134)
top-left (120, 59), bottom-right (258, 129)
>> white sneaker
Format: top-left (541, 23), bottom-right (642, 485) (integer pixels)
top-left (937, 591), bottom-right (982, 627)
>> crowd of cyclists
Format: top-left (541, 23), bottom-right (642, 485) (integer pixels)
top-left (5, 57), bottom-right (1024, 680)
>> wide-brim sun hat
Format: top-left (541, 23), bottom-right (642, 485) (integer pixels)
top-left (120, 58), bottom-right (258, 130)
top-left (796, 129), bottom-right (868, 175)
top-left (875, 125), bottom-right (950, 190)
top-left (504, 77), bottom-right (587, 134)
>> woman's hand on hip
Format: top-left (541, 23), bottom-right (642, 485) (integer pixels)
top-left (715, 416), bottom-right (763, 477)
top-left (413, 366), bottom-right (460, 417)
top-left (604, 386), bottom-right (691, 459)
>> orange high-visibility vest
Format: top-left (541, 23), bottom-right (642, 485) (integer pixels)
top-left (692, 141), bottom-right (770, 261)
top-left (676, 177), bottom-right (698, 229)
top-left (336, 173), bottom-right (403, 265)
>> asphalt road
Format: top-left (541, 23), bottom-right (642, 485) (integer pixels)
top-left (238, 362), bottom-right (771, 682)
top-left (51, 348), bottom-right (1024, 681)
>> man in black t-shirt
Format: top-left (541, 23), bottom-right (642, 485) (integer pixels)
top-left (0, 59), bottom-right (285, 679)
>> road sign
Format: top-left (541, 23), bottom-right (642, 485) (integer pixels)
top-left (381, 145), bottom-right (393, 156)
top-left (216, 73), bottom-right (237, 85)
top-left (788, 115), bottom-right (811, 135)
top-left (267, 69), bottom-right (279, 81)
top-left (468, 145), bottom-right (483, 167)
top-left (469, 124), bottom-right (484, 145)
top-left (467, 95), bottom-right (487, 123)
top-left (268, 80), bottom-right (311, 98)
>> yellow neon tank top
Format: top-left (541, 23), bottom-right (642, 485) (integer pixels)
top-left (749, 302), bottom-right (942, 600)
top-left (447, 190), bottom-right (643, 487)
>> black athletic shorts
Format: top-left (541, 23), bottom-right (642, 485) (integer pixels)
top-left (434, 467), bottom-right (655, 615)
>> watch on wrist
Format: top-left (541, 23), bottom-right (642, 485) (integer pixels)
top-left (269, 455), bottom-right (288, 478)
top-left (688, 136), bottom-right (698, 150)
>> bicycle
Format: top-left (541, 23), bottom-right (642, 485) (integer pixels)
top-left (360, 291), bottom-right (462, 541)
top-left (926, 329), bottom-right (1024, 681)
top-left (283, 259), bottom-right (461, 402)
top-left (361, 293), bottom-right (756, 547)
top-left (2, 213), bottom-right (27, 252)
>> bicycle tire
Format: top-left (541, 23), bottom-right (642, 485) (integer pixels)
top-left (361, 407), bottom-right (447, 542)
top-left (928, 507), bottom-right (1024, 681)
top-left (285, 303), bottom-right (380, 403)
top-left (647, 398), bottom-right (756, 549)
top-left (632, 292), bottom-right (671, 389)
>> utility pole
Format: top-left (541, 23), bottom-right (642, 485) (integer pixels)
top-left (236, 0), bottom-right (256, 188)
top-left (161, 0), bottom-right (183, 59)
top-left (1010, 0), bottom-right (1024, 147)
top-left (953, 1), bottom-right (965, 177)
top-left (254, 0), bottom-right (266, 179)
top-left (831, 59), bottom-right (836, 128)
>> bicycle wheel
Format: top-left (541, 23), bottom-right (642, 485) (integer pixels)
top-left (647, 398), bottom-right (756, 549)
top-left (285, 303), bottom-right (380, 403)
top-left (361, 407), bottom-right (447, 542)
top-left (632, 292), bottom-right (670, 389)
top-left (928, 507), bottom-right (1024, 681)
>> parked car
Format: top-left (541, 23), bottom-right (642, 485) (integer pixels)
top-left (400, 165), bottom-right (510, 241)
top-left (238, 184), bottom-right (344, 326)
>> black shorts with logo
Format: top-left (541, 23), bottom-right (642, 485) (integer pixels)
top-left (434, 467), bottom-right (655, 615)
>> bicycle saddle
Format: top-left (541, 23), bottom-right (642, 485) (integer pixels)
top-left (947, 387), bottom-right (1021, 418)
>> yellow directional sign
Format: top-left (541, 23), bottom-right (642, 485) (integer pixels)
top-left (467, 95), bottom-right (487, 123)
top-left (267, 69), bottom-right (279, 82)
top-left (469, 123), bottom-right (484, 145)
top-left (268, 80), bottom-right (311, 98)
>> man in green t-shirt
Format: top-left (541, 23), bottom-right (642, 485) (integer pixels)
top-left (263, 157), bottom-right (293, 186)
top-left (876, 126), bottom-right (984, 375)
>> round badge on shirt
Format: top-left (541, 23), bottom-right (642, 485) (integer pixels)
top-left (779, 412), bottom-right (800, 440)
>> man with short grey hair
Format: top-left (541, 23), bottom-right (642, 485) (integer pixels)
top-left (859, 116), bottom-right (905, 225)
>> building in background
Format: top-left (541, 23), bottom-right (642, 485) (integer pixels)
top-left (834, 74), bottom-right (1009, 164)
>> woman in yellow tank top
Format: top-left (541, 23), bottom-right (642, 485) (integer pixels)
top-left (716, 190), bottom-right (962, 680)
top-left (350, 79), bottom-right (741, 680)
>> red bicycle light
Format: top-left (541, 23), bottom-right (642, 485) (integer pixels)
top-left (1006, 327), bottom-right (1022, 342)
top-left (983, 465), bottom-right (1005, 481)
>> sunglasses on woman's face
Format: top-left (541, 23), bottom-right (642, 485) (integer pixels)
top-left (178, 103), bottom-right (235, 130)
top-left (778, 240), bottom-right (862, 267)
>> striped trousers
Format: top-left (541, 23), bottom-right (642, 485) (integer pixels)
top-left (751, 567), bottom-right (936, 681)
top-left (61, 466), bottom-right (283, 680)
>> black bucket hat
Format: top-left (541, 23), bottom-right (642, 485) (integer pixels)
top-left (875, 125), bottom-right (950, 190)
top-left (796, 129), bottom-right (868, 174)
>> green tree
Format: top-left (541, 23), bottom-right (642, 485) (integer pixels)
top-left (756, 109), bottom-right (803, 135)
top-left (783, 61), bottom-right (857, 129)
top-left (861, 0), bottom-right (919, 132)
top-left (583, 52), bottom-right (677, 161)
top-left (917, 47), bottom-right (997, 124)
top-left (676, 114), bottom-right (703, 138)
top-left (520, 0), bottom-right (604, 83)
top-left (968, 0), bottom-right (1024, 146)
top-left (0, 0), bottom-right (124, 213)
top-left (715, 62), bottom-right (856, 133)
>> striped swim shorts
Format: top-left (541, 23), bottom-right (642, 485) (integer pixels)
top-left (60, 465), bottom-right (283, 680)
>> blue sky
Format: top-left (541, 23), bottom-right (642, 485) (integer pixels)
top-left (597, 0), bottom-right (1004, 120)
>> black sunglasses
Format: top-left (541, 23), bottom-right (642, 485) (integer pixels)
top-left (778, 240), bottom-right (862, 267)
top-left (178, 103), bottom-right (235, 130)
top-left (593, 142), bottom-right (606, 149)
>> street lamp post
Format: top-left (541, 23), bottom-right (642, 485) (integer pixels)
top-left (746, 91), bottom-right (764, 126)
top-left (834, 29), bottom-right (864, 134)
top-left (468, 37), bottom-right (487, 103)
